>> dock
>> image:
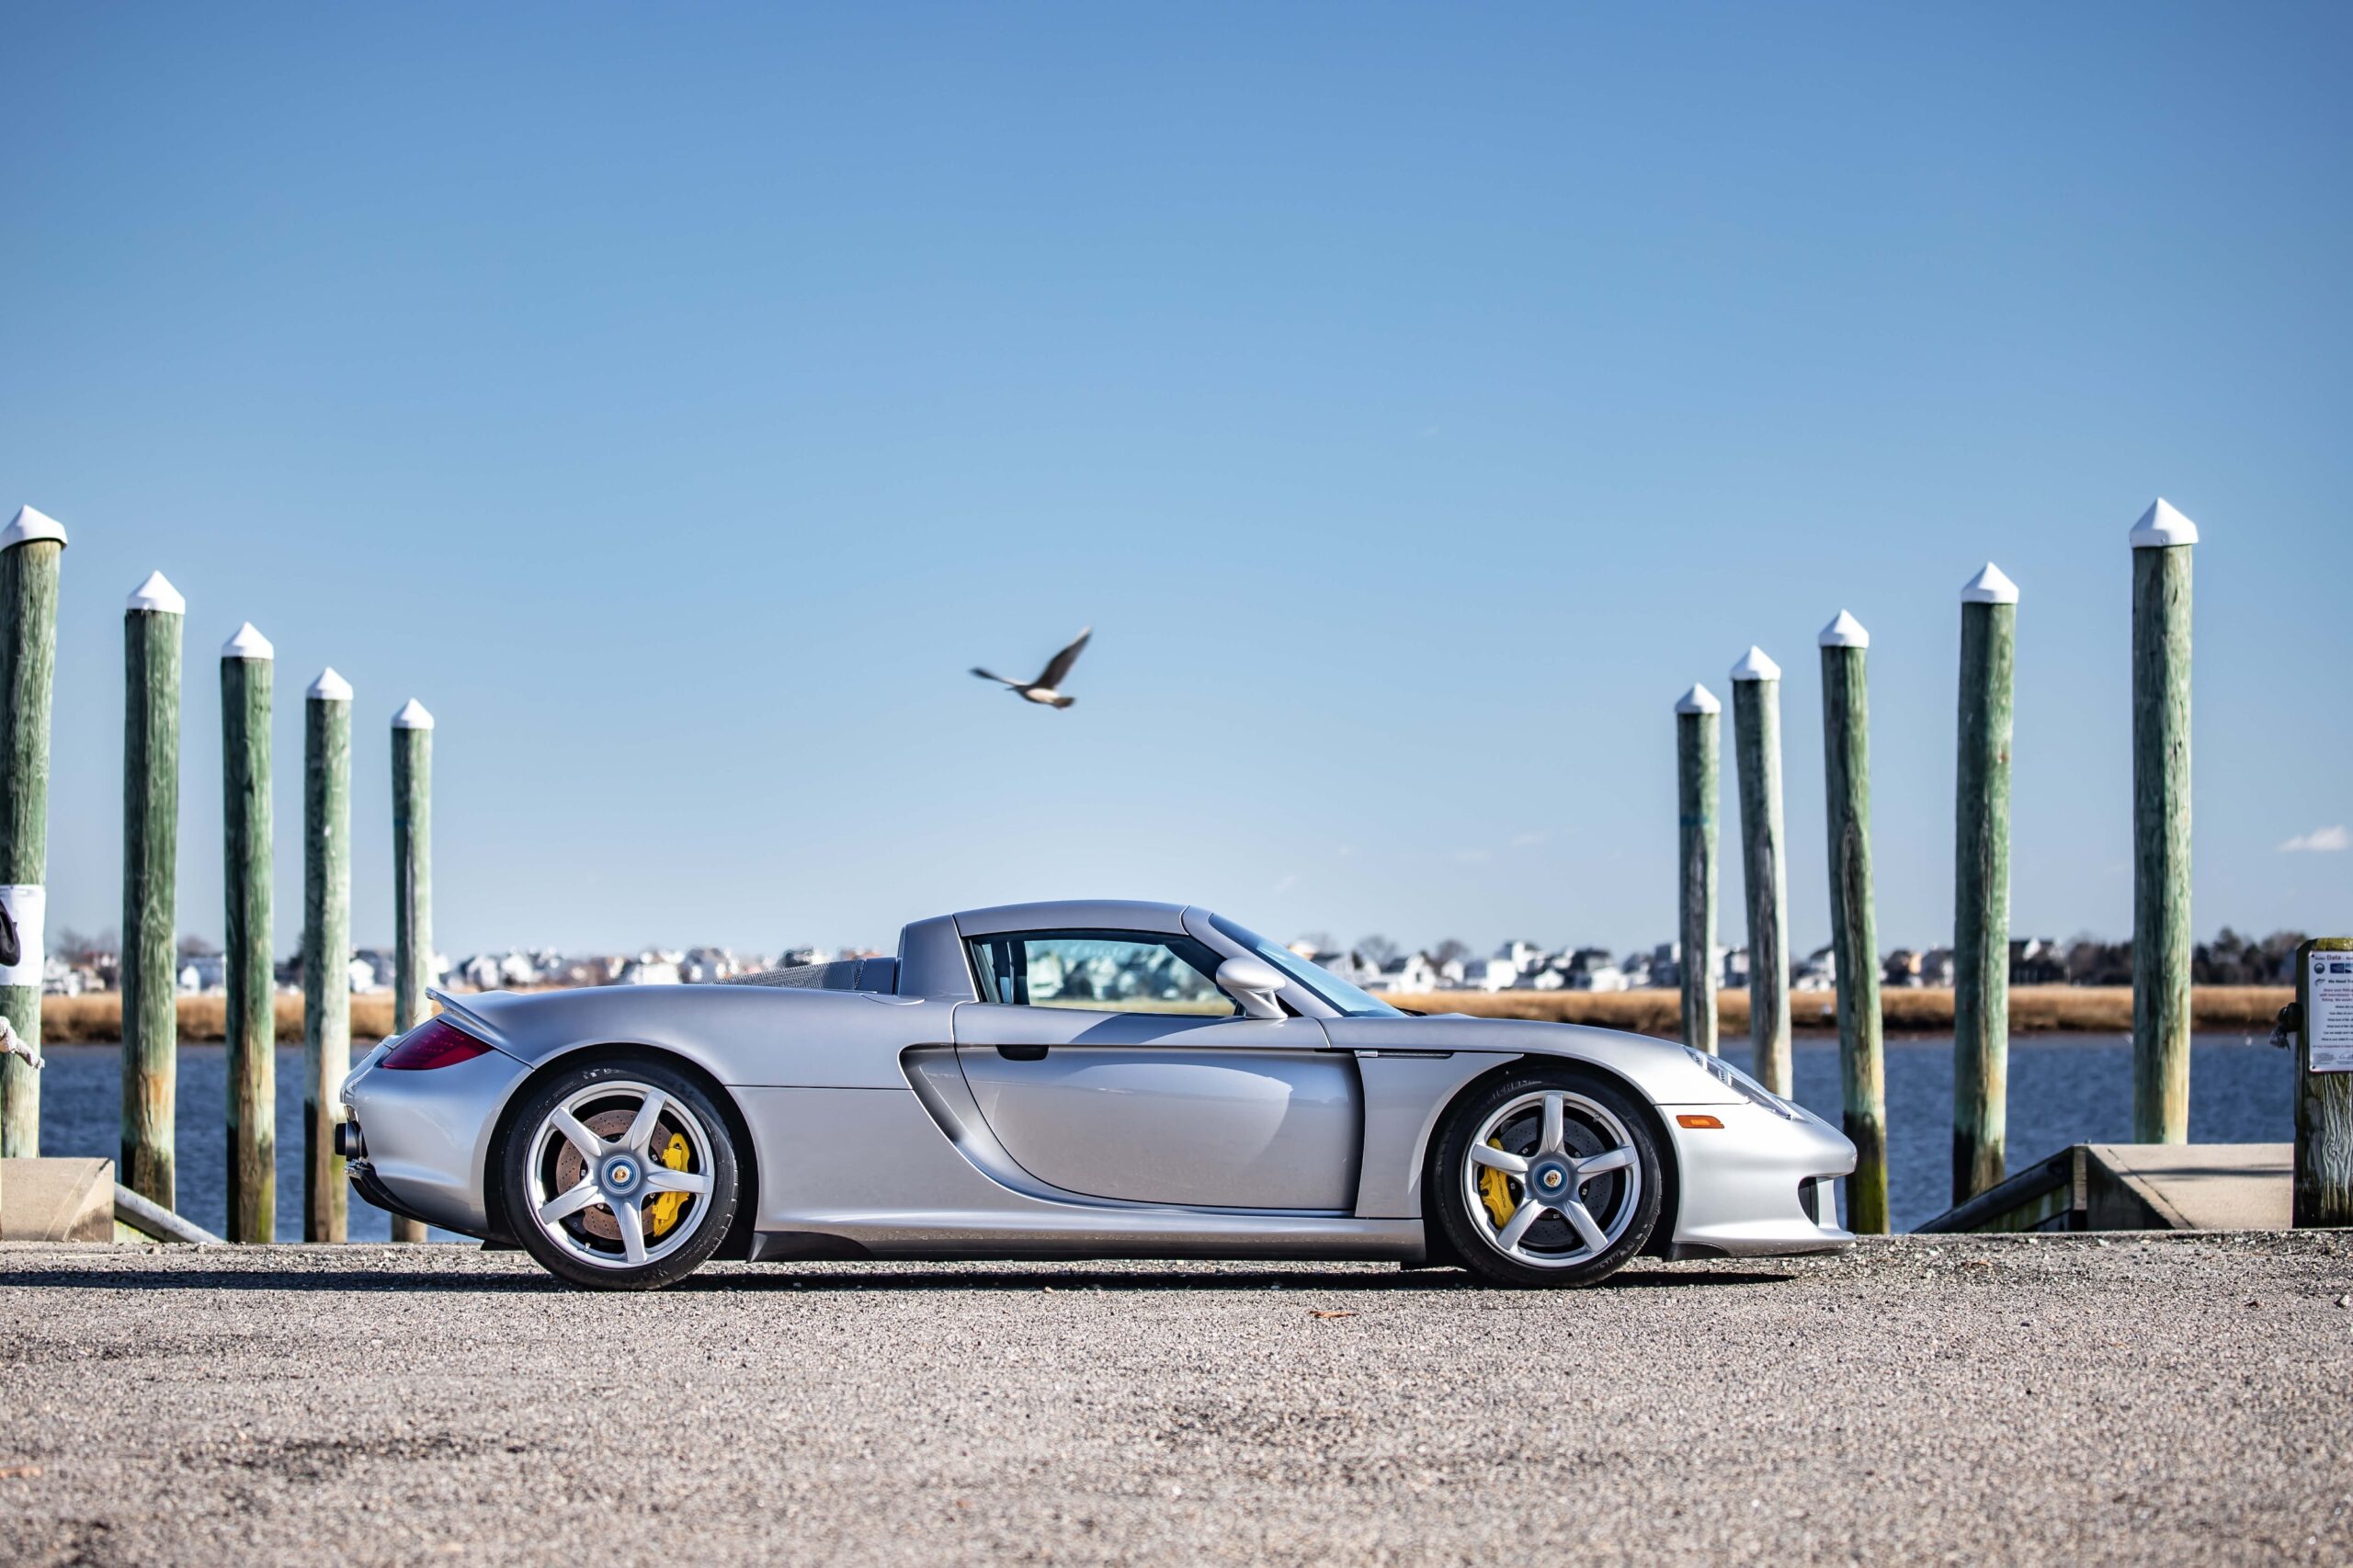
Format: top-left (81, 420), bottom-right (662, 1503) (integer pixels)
top-left (1918, 1142), bottom-right (2291, 1233)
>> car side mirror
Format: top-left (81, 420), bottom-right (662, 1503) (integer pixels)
top-left (1216, 956), bottom-right (1287, 1020)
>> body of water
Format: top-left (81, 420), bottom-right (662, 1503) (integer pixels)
top-left (1775, 1030), bottom-right (2290, 1230)
top-left (32, 1042), bottom-right (454, 1243)
top-left (24, 1031), bottom-right (2294, 1240)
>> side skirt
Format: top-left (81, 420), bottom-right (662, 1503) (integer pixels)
top-left (749, 1217), bottom-right (1426, 1264)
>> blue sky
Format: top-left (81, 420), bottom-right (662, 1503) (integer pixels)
top-left (2, 5), bottom-right (2347, 960)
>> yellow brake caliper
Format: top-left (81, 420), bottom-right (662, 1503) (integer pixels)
top-left (648, 1131), bottom-right (693, 1237)
top-left (1477, 1137), bottom-right (1517, 1228)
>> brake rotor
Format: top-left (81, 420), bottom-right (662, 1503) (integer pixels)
top-left (553, 1108), bottom-right (639, 1242)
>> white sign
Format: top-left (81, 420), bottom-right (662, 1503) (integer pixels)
top-left (0, 885), bottom-right (42, 988)
top-left (2313, 950), bottom-right (2353, 1074)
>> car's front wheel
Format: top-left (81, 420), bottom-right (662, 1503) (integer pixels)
top-left (1430, 1068), bottom-right (1662, 1287)
top-left (502, 1060), bottom-right (740, 1290)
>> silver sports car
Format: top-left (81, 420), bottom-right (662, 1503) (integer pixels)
top-left (339, 901), bottom-right (1854, 1290)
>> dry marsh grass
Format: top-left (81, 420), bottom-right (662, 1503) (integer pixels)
top-left (28, 983), bottom-right (2291, 1045)
top-left (1384, 984), bottom-right (2291, 1039)
top-left (38, 993), bottom-right (404, 1045)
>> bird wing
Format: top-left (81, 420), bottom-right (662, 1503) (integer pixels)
top-left (971, 667), bottom-right (1019, 687)
top-left (1035, 626), bottom-right (1092, 690)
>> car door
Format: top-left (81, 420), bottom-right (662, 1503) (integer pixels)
top-left (951, 929), bottom-right (1361, 1211)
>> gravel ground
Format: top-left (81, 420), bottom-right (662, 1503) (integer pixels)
top-left (2, 1234), bottom-right (2349, 1565)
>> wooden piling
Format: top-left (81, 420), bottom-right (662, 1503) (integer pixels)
top-left (1729, 647), bottom-right (1791, 1096)
top-left (2292, 937), bottom-right (2353, 1226)
top-left (1675, 685), bottom-right (1721, 1056)
top-left (0, 506), bottom-right (65, 1164)
top-left (2131, 500), bottom-right (2196, 1144)
top-left (303, 669), bottom-right (353, 1243)
top-left (1953, 563), bottom-right (2018, 1202)
top-left (1817, 611), bottom-right (1886, 1233)
top-left (222, 622), bottom-right (275, 1243)
top-left (391, 699), bottom-right (434, 1243)
top-left (120, 572), bottom-right (184, 1207)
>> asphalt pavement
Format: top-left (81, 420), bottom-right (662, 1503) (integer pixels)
top-left (2, 1233), bottom-right (2348, 1564)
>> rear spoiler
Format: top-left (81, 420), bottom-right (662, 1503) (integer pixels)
top-left (425, 987), bottom-right (510, 1051)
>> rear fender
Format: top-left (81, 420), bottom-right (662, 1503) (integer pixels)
top-left (438, 984), bottom-right (949, 1089)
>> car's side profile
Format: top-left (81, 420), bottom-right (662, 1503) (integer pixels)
top-left (340, 900), bottom-right (1854, 1290)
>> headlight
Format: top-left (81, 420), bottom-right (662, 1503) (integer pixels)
top-left (1684, 1046), bottom-right (1801, 1119)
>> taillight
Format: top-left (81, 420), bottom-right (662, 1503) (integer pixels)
top-left (379, 1017), bottom-right (495, 1071)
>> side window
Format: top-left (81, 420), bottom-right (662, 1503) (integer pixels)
top-left (966, 931), bottom-right (1238, 1017)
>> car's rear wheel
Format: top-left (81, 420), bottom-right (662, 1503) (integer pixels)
top-left (1430, 1068), bottom-right (1662, 1288)
top-left (502, 1060), bottom-right (739, 1290)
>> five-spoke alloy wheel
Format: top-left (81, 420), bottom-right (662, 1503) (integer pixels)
top-left (1431, 1068), bottom-right (1662, 1287)
top-left (502, 1060), bottom-right (740, 1290)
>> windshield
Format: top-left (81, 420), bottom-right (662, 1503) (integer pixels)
top-left (1208, 915), bottom-right (1402, 1018)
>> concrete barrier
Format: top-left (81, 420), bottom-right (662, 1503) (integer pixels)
top-left (0, 1156), bottom-right (114, 1242)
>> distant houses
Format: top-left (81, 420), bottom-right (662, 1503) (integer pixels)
top-left (1370, 951), bottom-right (1440, 994)
top-left (1324, 938), bottom-right (1704, 995)
top-left (1882, 948), bottom-right (1957, 989)
top-left (1269, 928), bottom-right (2307, 998)
top-left (175, 953), bottom-right (227, 994)
top-left (37, 925), bottom-right (2311, 1002)
top-left (617, 955), bottom-right (682, 986)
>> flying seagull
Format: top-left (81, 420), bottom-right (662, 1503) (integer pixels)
top-left (972, 626), bottom-right (1092, 710)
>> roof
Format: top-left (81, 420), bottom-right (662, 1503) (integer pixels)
top-left (951, 899), bottom-right (1194, 937)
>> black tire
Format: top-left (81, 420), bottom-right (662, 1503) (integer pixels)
top-left (1430, 1066), bottom-right (1663, 1288)
top-left (501, 1059), bottom-right (741, 1291)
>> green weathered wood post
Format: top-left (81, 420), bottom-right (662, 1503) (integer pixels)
top-left (303, 668), bottom-right (353, 1243)
top-left (391, 699), bottom-right (435, 1243)
top-left (222, 621), bottom-right (276, 1243)
top-left (2292, 937), bottom-right (2353, 1227)
top-left (1675, 684), bottom-right (1721, 1056)
top-left (2131, 499), bottom-right (2196, 1144)
top-left (1730, 646), bottom-right (1791, 1096)
top-left (1953, 562), bottom-right (2018, 1203)
top-left (121, 571), bottom-right (185, 1207)
top-left (1817, 611), bottom-right (1886, 1233)
top-left (0, 506), bottom-right (66, 1165)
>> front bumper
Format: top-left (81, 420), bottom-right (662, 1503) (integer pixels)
top-left (1663, 1099), bottom-right (1857, 1257)
top-left (340, 1040), bottom-right (532, 1237)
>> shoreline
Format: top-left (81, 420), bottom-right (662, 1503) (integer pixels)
top-left (23, 983), bottom-right (2295, 1045)
top-left (1381, 983), bottom-right (2290, 1038)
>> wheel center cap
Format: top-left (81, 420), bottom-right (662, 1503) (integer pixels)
top-left (602, 1156), bottom-right (641, 1193)
top-left (1530, 1158), bottom-right (1573, 1197)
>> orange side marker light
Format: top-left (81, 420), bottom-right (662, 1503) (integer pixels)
top-left (1676, 1114), bottom-right (1725, 1130)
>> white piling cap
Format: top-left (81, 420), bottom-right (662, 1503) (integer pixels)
top-left (2129, 498), bottom-right (2199, 548)
top-left (1675, 683), bottom-right (1721, 715)
top-left (1960, 562), bottom-right (2019, 604)
top-left (125, 571), bottom-right (185, 615)
top-left (1817, 610), bottom-right (1870, 649)
top-left (221, 622), bottom-right (274, 661)
top-left (1, 506), bottom-right (68, 551)
top-left (392, 699), bottom-right (435, 731)
top-left (307, 667), bottom-right (353, 701)
top-left (1729, 646), bottom-right (1781, 683)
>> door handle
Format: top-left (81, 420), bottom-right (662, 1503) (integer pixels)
top-left (996, 1044), bottom-right (1049, 1062)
